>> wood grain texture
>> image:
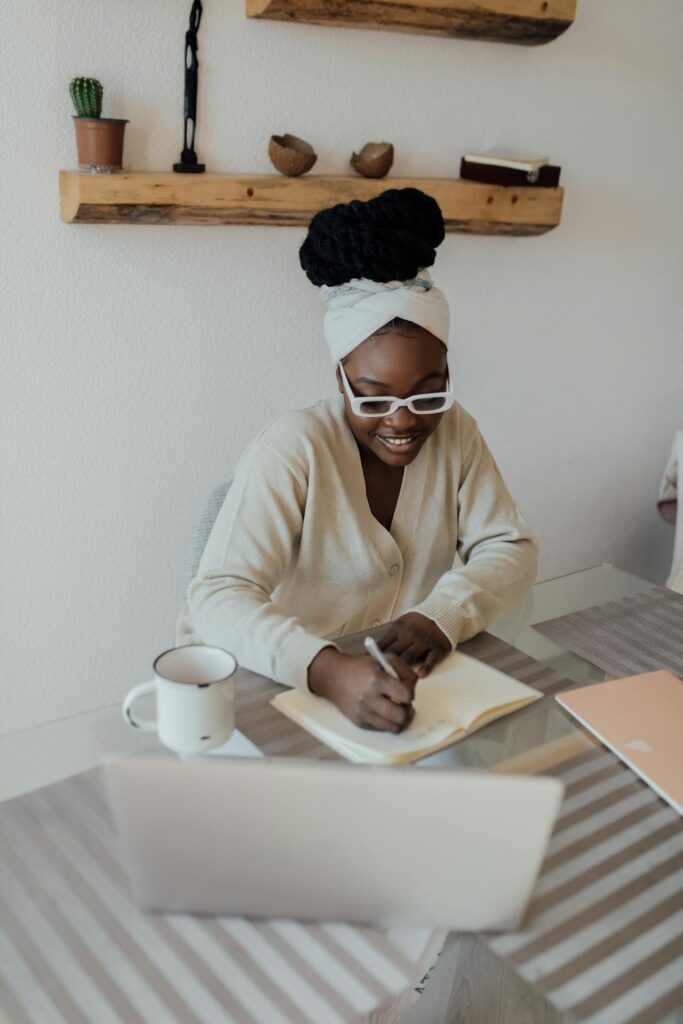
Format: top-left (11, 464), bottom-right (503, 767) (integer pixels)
top-left (59, 171), bottom-right (564, 234)
top-left (245, 0), bottom-right (576, 46)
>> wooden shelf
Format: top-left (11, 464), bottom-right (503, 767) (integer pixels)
top-left (245, 0), bottom-right (576, 46)
top-left (59, 172), bottom-right (563, 235)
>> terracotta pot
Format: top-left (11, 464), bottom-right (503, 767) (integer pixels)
top-left (73, 116), bottom-right (129, 171)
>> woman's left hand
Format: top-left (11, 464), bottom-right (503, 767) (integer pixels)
top-left (377, 612), bottom-right (452, 678)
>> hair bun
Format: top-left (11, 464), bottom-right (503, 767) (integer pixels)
top-left (299, 187), bottom-right (446, 288)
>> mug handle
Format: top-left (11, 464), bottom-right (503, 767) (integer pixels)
top-left (122, 681), bottom-right (158, 732)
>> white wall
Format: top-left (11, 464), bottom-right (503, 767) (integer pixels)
top-left (3, 0), bottom-right (681, 732)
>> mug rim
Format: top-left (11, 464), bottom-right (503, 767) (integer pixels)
top-left (153, 644), bottom-right (237, 685)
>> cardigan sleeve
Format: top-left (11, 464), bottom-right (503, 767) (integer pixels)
top-left (186, 439), bottom-right (340, 691)
top-left (404, 417), bottom-right (539, 649)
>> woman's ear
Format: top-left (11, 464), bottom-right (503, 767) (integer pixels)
top-left (335, 365), bottom-right (344, 395)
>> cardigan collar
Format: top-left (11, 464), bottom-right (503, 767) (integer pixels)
top-left (323, 394), bottom-right (430, 562)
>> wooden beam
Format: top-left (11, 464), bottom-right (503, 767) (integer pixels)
top-left (245, 0), bottom-right (576, 46)
top-left (59, 172), bottom-right (563, 235)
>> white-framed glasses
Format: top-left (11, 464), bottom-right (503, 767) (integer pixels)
top-left (338, 359), bottom-right (455, 418)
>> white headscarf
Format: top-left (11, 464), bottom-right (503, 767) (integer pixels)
top-left (320, 267), bottom-right (450, 364)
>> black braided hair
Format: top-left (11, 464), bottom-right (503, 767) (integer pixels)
top-left (299, 186), bottom-right (445, 288)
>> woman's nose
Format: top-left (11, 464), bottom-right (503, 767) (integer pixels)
top-left (383, 404), bottom-right (420, 431)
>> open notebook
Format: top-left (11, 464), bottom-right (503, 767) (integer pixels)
top-left (271, 650), bottom-right (543, 764)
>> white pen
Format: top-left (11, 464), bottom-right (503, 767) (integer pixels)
top-left (364, 635), bottom-right (400, 679)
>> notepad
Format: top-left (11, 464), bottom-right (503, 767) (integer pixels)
top-left (556, 670), bottom-right (683, 815)
top-left (271, 650), bottom-right (543, 764)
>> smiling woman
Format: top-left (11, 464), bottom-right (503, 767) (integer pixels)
top-left (175, 187), bottom-right (539, 733)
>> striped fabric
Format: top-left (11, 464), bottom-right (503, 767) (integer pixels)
top-left (0, 771), bottom-right (446, 1023)
top-left (486, 746), bottom-right (683, 1024)
top-left (1, 628), bottom-right (681, 1023)
top-left (532, 586), bottom-right (683, 679)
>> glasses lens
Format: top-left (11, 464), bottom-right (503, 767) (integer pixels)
top-left (412, 396), bottom-right (448, 412)
top-left (358, 399), bottom-right (394, 415)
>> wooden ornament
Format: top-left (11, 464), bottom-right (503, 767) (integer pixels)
top-left (268, 133), bottom-right (317, 176)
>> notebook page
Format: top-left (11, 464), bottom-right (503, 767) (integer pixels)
top-left (271, 689), bottom-right (459, 764)
top-left (416, 651), bottom-right (542, 732)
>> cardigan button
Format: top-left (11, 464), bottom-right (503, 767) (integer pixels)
top-left (389, 564), bottom-right (400, 576)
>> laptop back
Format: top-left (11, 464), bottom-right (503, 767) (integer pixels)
top-left (103, 756), bottom-right (563, 931)
top-left (556, 669), bottom-right (683, 814)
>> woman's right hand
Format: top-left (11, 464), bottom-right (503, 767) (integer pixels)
top-left (307, 647), bottom-right (417, 732)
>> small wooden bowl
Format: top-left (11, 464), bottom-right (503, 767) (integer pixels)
top-left (350, 142), bottom-right (394, 178)
top-left (268, 133), bottom-right (317, 176)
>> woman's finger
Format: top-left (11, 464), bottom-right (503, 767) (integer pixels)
top-left (397, 641), bottom-right (428, 666)
top-left (383, 652), bottom-right (418, 696)
top-left (374, 670), bottom-right (414, 706)
top-left (416, 647), bottom-right (444, 678)
top-left (382, 635), bottom-right (415, 658)
top-left (368, 695), bottom-right (412, 729)
top-left (376, 624), bottom-right (399, 650)
top-left (361, 710), bottom-right (402, 733)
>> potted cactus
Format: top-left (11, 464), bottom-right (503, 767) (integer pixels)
top-left (70, 77), bottom-right (129, 172)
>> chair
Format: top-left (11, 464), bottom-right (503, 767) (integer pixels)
top-left (184, 480), bottom-right (232, 593)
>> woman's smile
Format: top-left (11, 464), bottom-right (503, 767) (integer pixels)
top-left (374, 431), bottom-right (425, 456)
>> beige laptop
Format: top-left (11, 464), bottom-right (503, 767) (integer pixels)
top-left (103, 756), bottom-right (563, 931)
top-left (556, 670), bottom-right (683, 815)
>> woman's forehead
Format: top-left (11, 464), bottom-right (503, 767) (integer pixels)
top-left (345, 331), bottom-right (447, 384)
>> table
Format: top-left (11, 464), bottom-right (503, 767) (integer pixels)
top-left (1, 564), bottom-right (681, 1024)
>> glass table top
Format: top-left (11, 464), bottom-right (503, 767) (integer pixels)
top-left (0, 563), bottom-right (657, 801)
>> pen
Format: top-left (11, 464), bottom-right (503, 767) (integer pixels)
top-left (364, 635), bottom-right (400, 679)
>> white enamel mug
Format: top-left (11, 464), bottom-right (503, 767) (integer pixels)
top-left (122, 645), bottom-right (237, 755)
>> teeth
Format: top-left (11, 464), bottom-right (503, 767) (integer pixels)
top-left (380, 436), bottom-right (416, 447)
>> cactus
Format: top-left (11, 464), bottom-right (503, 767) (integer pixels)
top-left (70, 77), bottom-right (103, 118)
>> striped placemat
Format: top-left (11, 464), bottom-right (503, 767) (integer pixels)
top-left (0, 770), bottom-right (446, 1024)
top-left (233, 628), bottom-right (683, 1022)
top-left (1, 629), bottom-right (680, 1023)
top-left (486, 746), bottom-right (683, 1024)
top-left (532, 586), bottom-right (683, 679)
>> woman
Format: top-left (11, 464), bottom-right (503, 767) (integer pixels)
top-left (176, 188), bottom-right (539, 732)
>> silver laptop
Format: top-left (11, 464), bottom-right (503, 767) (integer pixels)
top-left (102, 755), bottom-right (563, 931)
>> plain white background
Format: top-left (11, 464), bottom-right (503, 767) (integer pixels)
top-left (2, 0), bottom-right (681, 731)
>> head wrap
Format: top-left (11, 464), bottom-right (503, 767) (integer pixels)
top-left (319, 268), bottom-right (450, 364)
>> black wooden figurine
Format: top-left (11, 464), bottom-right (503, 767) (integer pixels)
top-left (173, 0), bottom-right (205, 173)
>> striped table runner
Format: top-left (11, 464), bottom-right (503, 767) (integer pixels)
top-left (215, 628), bottom-right (683, 1023)
top-left (486, 746), bottom-right (683, 1024)
top-left (0, 770), bottom-right (446, 1024)
top-left (532, 586), bottom-right (683, 679)
top-left (1, 628), bottom-right (680, 1022)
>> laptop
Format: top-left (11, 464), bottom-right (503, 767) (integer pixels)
top-left (102, 754), bottom-right (563, 931)
top-left (556, 669), bottom-right (683, 815)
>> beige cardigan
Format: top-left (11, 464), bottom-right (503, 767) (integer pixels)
top-left (175, 395), bottom-right (539, 691)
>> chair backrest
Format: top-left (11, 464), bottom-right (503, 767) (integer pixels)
top-left (184, 480), bottom-right (232, 591)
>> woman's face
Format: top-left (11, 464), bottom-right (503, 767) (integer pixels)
top-left (336, 327), bottom-right (449, 467)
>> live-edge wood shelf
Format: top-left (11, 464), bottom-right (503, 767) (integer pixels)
top-left (245, 0), bottom-right (576, 46)
top-left (59, 172), bottom-right (564, 236)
